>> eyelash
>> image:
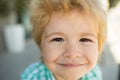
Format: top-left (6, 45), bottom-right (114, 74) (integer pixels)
top-left (80, 38), bottom-right (93, 42)
top-left (50, 38), bottom-right (93, 43)
top-left (51, 38), bottom-right (64, 42)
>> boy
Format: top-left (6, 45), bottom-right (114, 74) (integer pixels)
top-left (21, 0), bottom-right (107, 80)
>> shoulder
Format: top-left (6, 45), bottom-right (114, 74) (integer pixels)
top-left (21, 62), bottom-right (52, 80)
top-left (82, 65), bottom-right (102, 80)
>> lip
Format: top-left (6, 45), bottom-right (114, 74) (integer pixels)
top-left (58, 63), bottom-right (85, 68)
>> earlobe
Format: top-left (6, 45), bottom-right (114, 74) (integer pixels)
top-left (40, 56), bottom-right (44, 63)
top-left (39, 41), bottom-right (44, 52)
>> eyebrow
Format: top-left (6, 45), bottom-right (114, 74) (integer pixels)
top-left (44, 32), bottom-right (97, 38)
top-left (44, 32), bottom-right (64, 38)
top-left (80, 33), bottom-right (97, 38)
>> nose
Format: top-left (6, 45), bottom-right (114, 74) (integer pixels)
top-left (63, 42), bottom-right (83, 59)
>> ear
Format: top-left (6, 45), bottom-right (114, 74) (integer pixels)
top-left (40, 56), bottom-right (44, 63)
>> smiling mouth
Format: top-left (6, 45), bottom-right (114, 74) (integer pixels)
top-left (58, 63), bottom-right (86, 68)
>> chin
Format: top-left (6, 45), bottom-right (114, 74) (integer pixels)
top-left (55, 71), bottom-right (84, 80)
top-left (60, 75), bottom-right (82, 80)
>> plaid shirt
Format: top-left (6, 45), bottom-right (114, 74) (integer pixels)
top-left (21, 62), bottom-right (102, 80)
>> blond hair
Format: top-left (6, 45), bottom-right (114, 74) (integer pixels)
top-left (29, 0), bottom-right (107, 53)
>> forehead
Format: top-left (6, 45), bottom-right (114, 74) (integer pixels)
top-left (44, 10), bottom-right (97, 34)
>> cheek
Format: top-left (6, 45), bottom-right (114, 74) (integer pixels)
top-left (83, 44), bottom-right (99, 64)
top-left (41, 43), bottom-right (63, 63)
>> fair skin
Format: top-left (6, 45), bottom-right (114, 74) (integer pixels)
top-left (41, 10), bottom-right (98, 80)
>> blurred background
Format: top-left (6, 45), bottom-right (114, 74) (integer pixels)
top-left (0, 0), bottom-right (120, 80)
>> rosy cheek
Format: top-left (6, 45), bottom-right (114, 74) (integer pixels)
top-left (82, 45), bottom-right (98, 62)
top-left (42, 46), bottom-right (60, 62)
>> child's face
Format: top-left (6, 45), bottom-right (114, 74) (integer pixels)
top-left (41, 11), bottom-right (98, 80)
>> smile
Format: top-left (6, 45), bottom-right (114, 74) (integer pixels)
top-left (58, 63), bottom-right (86, 68)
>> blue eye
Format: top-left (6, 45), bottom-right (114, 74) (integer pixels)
top-left (51, 38), bottom-right (64, 42)
top-left (80, 38), bottom-right (92, 42)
